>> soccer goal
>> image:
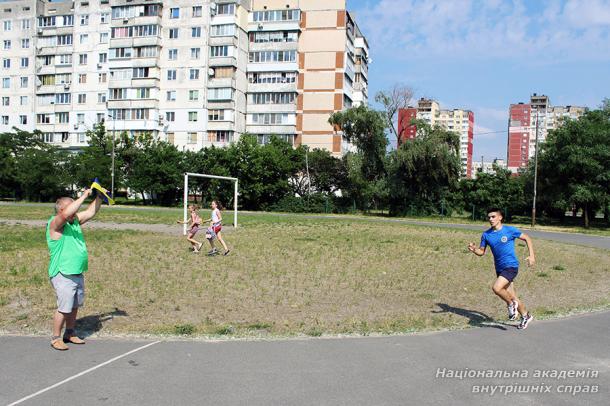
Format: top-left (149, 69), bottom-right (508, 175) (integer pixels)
top-left (183, 172), bottom-right (238, 235)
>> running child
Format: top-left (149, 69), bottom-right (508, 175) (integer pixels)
top-left (467, 208), bottom-right (535, 329)
top-left (204, 200), bottom-right (230, 256)
top-left (177, 205), bottom-right (203, 253)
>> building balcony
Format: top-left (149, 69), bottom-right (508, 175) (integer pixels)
top-left (107, 99), bottom-right (158, 109)
top-left (133, 36), bottom-right (161, 48)
top-left (247, 82), bottom-right (297, 93)
top-left (248, 42), bottom-right (297, 52)
top-left (247, 62), bottom-right (299, 73)
top-left (248, 21), bottom-right (300, 32)
top-left (208, 77), bottom-right (236, 88)
top-left (209, 56), bottom-right (237, 67)
top-left (246, 104), bottom-right (296, 114)
top-left (207, 121), bottom-right (236, 132)
top-left (206, 100), bottom-right (235, 109)
top-left (130, 77), bottom-right (160, 87)
top-left (246, 124), bottom-right (296, 134)
top-left (109, 38), bottom-right (134, 48)
top-left (209, 36), bottom-right (238, 47)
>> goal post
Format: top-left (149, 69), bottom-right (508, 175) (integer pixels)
top-left (183, 172), bottom-right (238, 235)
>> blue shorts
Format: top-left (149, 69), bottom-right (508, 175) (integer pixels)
top-left (496, 268), bottom-right (519, 282)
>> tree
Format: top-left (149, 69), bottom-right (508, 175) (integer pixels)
top-left (375, 84), bottom-right (414, 141)
top-left (459, 166), bottom-right (527, 220)
top-left (292, 148), bottom-right (347, 197)
top-left (386, 121), bottom-right (461, 215)
top-left (534, 103), bottom-right (610, 227)
top-left (328, 105), bottom-right (388, 182)
top-left (122, 134), bottom-right (185, 205)
top-left (70, 123), bottom-right (115, 188)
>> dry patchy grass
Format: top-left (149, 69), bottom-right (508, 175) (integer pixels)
top-left (1, 220), bottom-right (609, 338)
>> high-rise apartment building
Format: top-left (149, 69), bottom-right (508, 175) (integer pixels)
top-left (397, 98), bottom-right (474, 178)
top-left (507, 94), bottom-right (586, 173)
top-left (0, 0), bottom-right (368, 156)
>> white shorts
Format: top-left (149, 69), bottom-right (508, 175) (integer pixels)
top-left (50, 273), bottom-right (85, 313)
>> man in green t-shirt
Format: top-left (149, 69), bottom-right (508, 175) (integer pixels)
top-left (47, 188), bottom-right (101, 351)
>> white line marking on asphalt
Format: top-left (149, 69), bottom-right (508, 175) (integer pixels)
top-left (7, 340), bottom-right (161, 406)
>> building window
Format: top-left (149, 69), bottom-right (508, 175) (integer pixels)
top-left (100, 13), bottom-right (109, 24)
top-left (99, 32), bottom-right (108, 43)
top-left (166, 132), bottom-right (175, 144)
top-left (210, 24), bottom-right (235, 37)
top-left (188, 90), bottom-right (199, 101)
top-left (20, 77), bottom-right (28, 88)
top-left (78, 94), bottom-right (87, 104)
top-left (208, 87), bottom-right (232, 100)
top-left (78, 74), bottom-right (87, 83)
top-left (2, 58), bottom-right (9, 69)
top-left (20, 57), bottom-right (29, 68)
top-left (133, 67), bottom-right (149, 78)
top-left (166, 90), bottom-right (176, 101)
top-left (62, 15), bottom-right (74, 26)
top-left (79, 54), bottom-right (88, 65)
top-left (217, 4), bottom-right (235, 15)
top-left (210, 46), bottom-right (229, 57)
top-left (169, 28), bottom-right (178, 39)
top-left (58, 54), bottom-right (72, 65)
top-left (99, 53), bottom-right (107, 63)
top-left (98, 73), bottom-right (107, 83)
top-left (170, 8), bottom-right (179, 19)
top-left (135, 88), bottom-right (150, 99)
top-left (213, 66), bottom-right (235, 79)
top-left (193, 6), bottom-right (202, 17)
top-left (249, 92), bottom-right (296, 105)
top-left (21, 38), bottom-right (29, 49)
top-left (249, 31), bottom-right (298, 43)
top-left (55, 93), bottom-right (71, 104)
top-left (1, 116), bottom-right (8, 125)
top-left (1, 97), bottom-right (8, 106)
top-left (249, 50), bottom-right (296, 63)
top-left (188, 112), bottom-right (198, 122)
top-left (20, 96), bottom-right (27, 105)
top-left (77, 113), bottom-right (85, 124)
top-left (191, 26), bottom-right (201, 38)
top-left (209, 131), bottom-right (232, 143)
top-left (57, 34), bottom-right (73, 46)
top-left (191, 48), bottom-right (200, 59)
top-left (248, 71), bottom-right (297, 84)
top-left (187, 132), bottom-right (197, 144)
top-left (208, 110), bottom-right (225, 121)
top-left (250, 113), bottom-right (290, 125)
top-left (189, 69), bottom-right (199, 80)
top-left (80, 34), bottom-right (89, 44)
top-left (80, 15), bottom-right (89, 26)
top-left (56, 112), bottom-right (69, 123)
top-left (168, 48), bottom-right (177, 60)
top-left (2, 40), bottom-right (10, 50)
top-left (2, 78), bottom-right (10, 88)
top-left (21, 19), bottom-right (30, 30)
top-left (167, 70), bottom-right (176, 80)
top-left (165, 112), bottom-right (175, 122)
top-left (3, 20), bottom-right (12, 31)
top-left (19, 115), bottom-right (27, 125)
top-left (252, 9), bottom-right (300, 22)
top-left (97, 92), bottom-right (106, 103)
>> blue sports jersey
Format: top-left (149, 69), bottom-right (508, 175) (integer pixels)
top-left (480, 225), bottom-right (522, 271)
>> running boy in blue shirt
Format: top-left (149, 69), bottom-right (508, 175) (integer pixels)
top-left (468, 208), bottom-right (536, 329)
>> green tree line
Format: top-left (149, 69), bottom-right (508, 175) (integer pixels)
top-left (0, 100), bottom-right (608, 227)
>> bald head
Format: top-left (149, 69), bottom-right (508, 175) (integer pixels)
top-left (55, 197), bottom-right (74, 214)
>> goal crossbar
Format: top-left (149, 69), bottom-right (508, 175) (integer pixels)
top-left (183, 172), bottom-right (238, 235)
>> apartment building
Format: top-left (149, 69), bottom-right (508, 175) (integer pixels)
top-left (0, 0), bottom-right (368, 156)
top-left (472, 158), bottom-right (506, 177)
top-left (507, 94), bottom-right (586, 173)
top-left (398, 98), bottom-right (475, 178)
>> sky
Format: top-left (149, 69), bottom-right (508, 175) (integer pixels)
top-left (347, 0), bottom-right (610, 161)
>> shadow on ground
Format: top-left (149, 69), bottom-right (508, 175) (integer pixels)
top-left (433, 303), bottom-right (509, 330)
top-left (76, 308), bottom-right (128, 337)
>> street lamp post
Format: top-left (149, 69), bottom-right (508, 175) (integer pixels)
top-left (531, 112), bottom-right (540, 227)
top-left (107, 110), bottom-right (115, 198)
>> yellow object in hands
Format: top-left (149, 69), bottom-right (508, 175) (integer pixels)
top-left (90, 180), bottom-right (115, 205)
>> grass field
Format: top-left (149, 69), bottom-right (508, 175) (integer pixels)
top-left (2, 203), bottom-right (610, 236)
top-left (1, 210), bottom-right (609, 338)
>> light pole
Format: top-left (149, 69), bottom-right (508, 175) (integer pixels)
top-left (107, 110), bottom-right (115, 198)
top-left (531, 111), bottom-right (540, 227)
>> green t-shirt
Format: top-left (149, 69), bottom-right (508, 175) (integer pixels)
top-left (46, 216), bottom-right (88, 278)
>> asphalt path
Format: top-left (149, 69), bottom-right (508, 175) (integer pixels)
top-left (1, 311), bottom-right (608, 406)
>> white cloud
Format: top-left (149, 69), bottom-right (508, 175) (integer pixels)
top-left (354, 0), bottom-right (610, 63)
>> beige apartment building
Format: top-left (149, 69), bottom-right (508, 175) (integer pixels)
top-left (0, 0), bottom-right (369, 156)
